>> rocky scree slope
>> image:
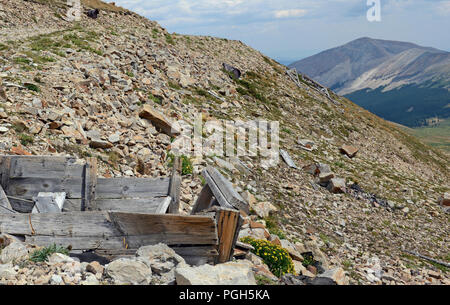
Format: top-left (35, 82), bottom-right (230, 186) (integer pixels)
top-left (0, 0), bottom-right (449, 285)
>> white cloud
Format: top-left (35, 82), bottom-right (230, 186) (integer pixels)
top-left (274, 9), bottom-right (307, 19)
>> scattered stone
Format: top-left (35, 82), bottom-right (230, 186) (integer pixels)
top-left (81, 273), bottom-right (100, 285)
top-left (175, 261), bottom-right (256, 285)
top-left (319, 267), bottom-right (348, 285)
top-left (252, 201), bottom-right (278, 218)
top-left (136, 243), bottom-right (186, 284)
top-left (0, 263), bottom-right (17, 280)
top-left (138, 105), bottom-right (180, 137)
top-left (0, 242), bottom-right (29, 264)
top-left (47, 253), bottom-right (74, 265)
top-left (106, 258), bottom-right (152, 285)
top-left (280, 240), bottom-right (303, 261)
top-left (439, 193), bottom-right (450, 207)
top-left (86, 261), bottom-right (104, 275)
top-left (340, 145), bottom-right (359, 158)
top-left (89, 139), bottom-right (113, 149)
top-left (327, 178), bottom-right (346, 193)
top-left (50, 274), bottom-right (63, 285)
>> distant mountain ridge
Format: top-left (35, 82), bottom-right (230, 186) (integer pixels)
top-left (289, 37), bottom-right (450, 127)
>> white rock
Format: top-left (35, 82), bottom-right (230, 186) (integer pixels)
top-left (106, 258), bottom-right (152, 285)
top-left (47, 253), bottom-right (74, 264)
top-left (0, 242), bottom-right (29, 264)
top-left (320, 267), bottom-right (348, 285)
top-left (0, 263), bottom-right (17, 280)
top-left (81, 273), bottom-right (100, 285)
top-left (175, 261), bottom-right (256, 285)
top-left (50, 274), bottom-right (63, 285)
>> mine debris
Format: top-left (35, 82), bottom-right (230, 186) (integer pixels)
top-left (0, 155), bottom-right (243, 266)
top-left (222, 63), bottom-right (241, 79)
top-left (87, 9), bottom-right (100, 19)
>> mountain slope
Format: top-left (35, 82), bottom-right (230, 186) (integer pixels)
top-left (0, 1), bottom-right (449, 285)
top-left (290, 37), bottom-right (450, 126)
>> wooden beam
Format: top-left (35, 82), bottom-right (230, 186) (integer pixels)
top-left (155, 196), bottom-right (172, 214)
top-left (0, 211), bottom-right (218, 241)
top-left (191, 184), bottom-right (214, 215)
top-left (203, 166), bottom-right (249, 213)
top-left (280, 149), bottom-right (298, 169)
top-left (215, 208), bottom-right (241, 263)
top-left (168, 156), bottom-right (181, 214)
top-left (0, 185), bottom-right (14, 214)
top-left (31, 192), bottom-right (66, 214)
top-left (0, 156), bottom-right (11, 190)
top-left (83, 157), bottom-right (97, 211)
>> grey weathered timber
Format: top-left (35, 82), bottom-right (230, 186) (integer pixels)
top-left (62, 198), bottom-right (167, 214)
top-left (82, 157), bottom-right (97, 211)
top-left (0, 211), bottom-right (217, 241)
top-left (0, 185), bottom-right (14, 214)
top-left (280, 149), bottom-right (298, 169)
top-left (286, 68), bottom-right (303, 88)
top-left (0, 156), bottom-right (175, 214)
top-left (168, 156), bottom-right (181, 214)
top-left (6, 177), bottom-right (83, 199)
top-left (191, 184), bottom-right (215, 215)
top-left (32, 192), bottom-right (66, 213)
top-left (155, 196), bottom-right (172, 214)
top-left (95, 177), bottom-right (170, 199)
top-left (7, 156), bottom-right (84, 179)
top-left (203, 166), bottom-right (249, 213)
top-left (25, 233), bottom-right (217, 249)
top-left (4, 177), bottom-right (170, 205)
top-left (0, 156), bottom-right (11, 190)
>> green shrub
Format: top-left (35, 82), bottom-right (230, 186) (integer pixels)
top-left (167, 153), bottom-right (193, 175)
top-left (24, 83), bottom-right (40, 92)
top-left (19, 134), bottom-right (34, 146)
top-left (29, 244), bottom-right (70, 263)
top-left (165, 34), bottom-right (175, 45)
top-left (241, 237), bottom-right (295, 277)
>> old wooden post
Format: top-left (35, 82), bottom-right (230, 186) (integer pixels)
top-left (0, 185), bottom-right (14, 213)
top-left (168, 156), bottom-right (181, 214)
top-left (215, 208), bottom-right (243, 263)
top-left (82, 157), bottom-right (97, 211)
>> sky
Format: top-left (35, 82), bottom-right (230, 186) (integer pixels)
top-left (112, 0), bottom-right (450, 65)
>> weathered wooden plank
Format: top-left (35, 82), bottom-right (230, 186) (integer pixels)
top-left (5, 177), bottom-right (171, 201)
top-left (0, 185), bottom-right (14, 214)
top-left (83, 157), bottom-right (97, 211)
top-left (109, 212), bottom-right (217, 237)
top-left (204, 166), bottom-right (249, 213)
top-left (0, 156), bottom-right (11, 190)
top-left (280, 149), bottom-right (298, 169)
top-left (95, 177), bottom-right (170, 199)
top-left (0, 211), bottom-right (217, 242)
top-left (191, 184), bottom-right (214, 215)
top-left (8, 156), bottom-right (84, 179)
top-left (25, 233), bottom-right (217, 249)
top-left (62, 198), bottom-right (167, 213)
top-left (168, 156), bottom-right (181, 214)
top-left (215, 208), bottom-right (240, 263)
top-left (155, 196), bottom-right (172, 214)
top-left (5, 177), bottom-right (83, 199)
top-left (0, 211), bottom-right (117, 237)
top-left (32, 192), bottom-right (65, 214)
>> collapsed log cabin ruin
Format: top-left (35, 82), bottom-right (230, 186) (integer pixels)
top-left (0, 155), bottom-right (245, 265)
